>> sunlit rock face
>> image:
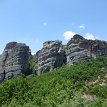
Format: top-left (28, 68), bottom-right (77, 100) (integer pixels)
top-left (36, 40), bottom-right (66, 75)
top-left (0, 42), bottom-right (31, 82)
top-left (1, 34), bottom-right (106, 79)
top-left (36, 35), bottom-right (107, 75)
top-left (66, 34), bottom-right (107, 65)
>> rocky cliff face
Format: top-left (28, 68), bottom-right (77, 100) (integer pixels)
top-left (36, 40), bottom-right (66, 75)
top-left (0, 42), bottom-right (31, 82)
top-left (0, 34), bottom-right (107, 79)
top-left (66, 34), bottom-right (107, 65)
top-left (36, 35), bottom-right (107, 75)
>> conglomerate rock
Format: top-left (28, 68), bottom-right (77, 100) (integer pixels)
top-left (66, 34), bottom-right (107, 65)
top-left (36, 40), bottom-right (66, 75)
top-left (36, 35), bottom-right (107, 75)
top-left (0, 42), bottom-right (31, 82)
top-left (1, 34), bottom-right (107, 79)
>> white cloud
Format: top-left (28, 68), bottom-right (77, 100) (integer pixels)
top-left (84, 33), bottom-right (98, 40)
top-left (79, 24), bottom-right (86, 29)
top-left (32, 53), bottom-right (35, 55)
top-left (43, 22), bottom-right (47, 26)
top-left (63, 31), bottom-right (76, 40)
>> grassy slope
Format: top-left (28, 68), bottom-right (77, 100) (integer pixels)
top-left (0, 57), bottom-right (107, 107)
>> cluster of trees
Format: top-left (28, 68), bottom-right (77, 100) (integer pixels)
top-left (0, 57), bottom-right (107, 106)
top-left (27, 55), bottom-right (37, 75)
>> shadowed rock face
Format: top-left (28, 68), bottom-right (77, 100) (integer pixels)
top-left (0, 42), bottom-right (31, 82)
top-left (66, 34), bottom-right (107, 65)
top-left (36, 40), bottom-right (66, 75)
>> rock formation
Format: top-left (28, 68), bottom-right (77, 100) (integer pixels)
top-left (0, 34), bottom-right (107, 79)
top-left (66, 34), bottom-right (107, 65)
top-left (0, 42), bottom-right (31, 82)
top-left (36, 34), bottom-right (107, 75)
top-left (36, 40), bottom-right (66, 75)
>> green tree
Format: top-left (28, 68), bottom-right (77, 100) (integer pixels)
top-left (28, 55), bottom-right (37, 74)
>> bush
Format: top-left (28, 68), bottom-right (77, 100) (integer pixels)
top-left (28, 55), bottom-right (37, 74)
top-left (0, 56), bottom-right (107, 106)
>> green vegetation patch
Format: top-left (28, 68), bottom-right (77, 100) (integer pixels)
top-left (0, 57), bottom-right (107, 107)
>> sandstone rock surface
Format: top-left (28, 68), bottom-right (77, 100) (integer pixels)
top-left (0, 42), bottom-right (31, 82)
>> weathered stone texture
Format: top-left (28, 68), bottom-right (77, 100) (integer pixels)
top-left (66, 34), bottom-right (107, 65)
top-left (36, 40), bottom-right (66, 75)
top-left (0, 34), bottom-right (107, 79)
top-left (36, 35), bottom-right (107, 75)
top-left (0, 42), bottom-right (30, 82)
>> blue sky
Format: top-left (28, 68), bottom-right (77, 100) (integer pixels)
top-left (0, 0), bottom-right (107, 54)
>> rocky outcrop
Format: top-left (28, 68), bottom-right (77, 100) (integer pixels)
top-left (66, 34), bottom-right (107, 65)
top-left (36, 34), bottom-right (107, 75)
top-left (36, 40), bottom-right (66, 75)
top-left (0, 34), bottom-right (107, 79)
top-left (0, 42), bottom-right (31, 82)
